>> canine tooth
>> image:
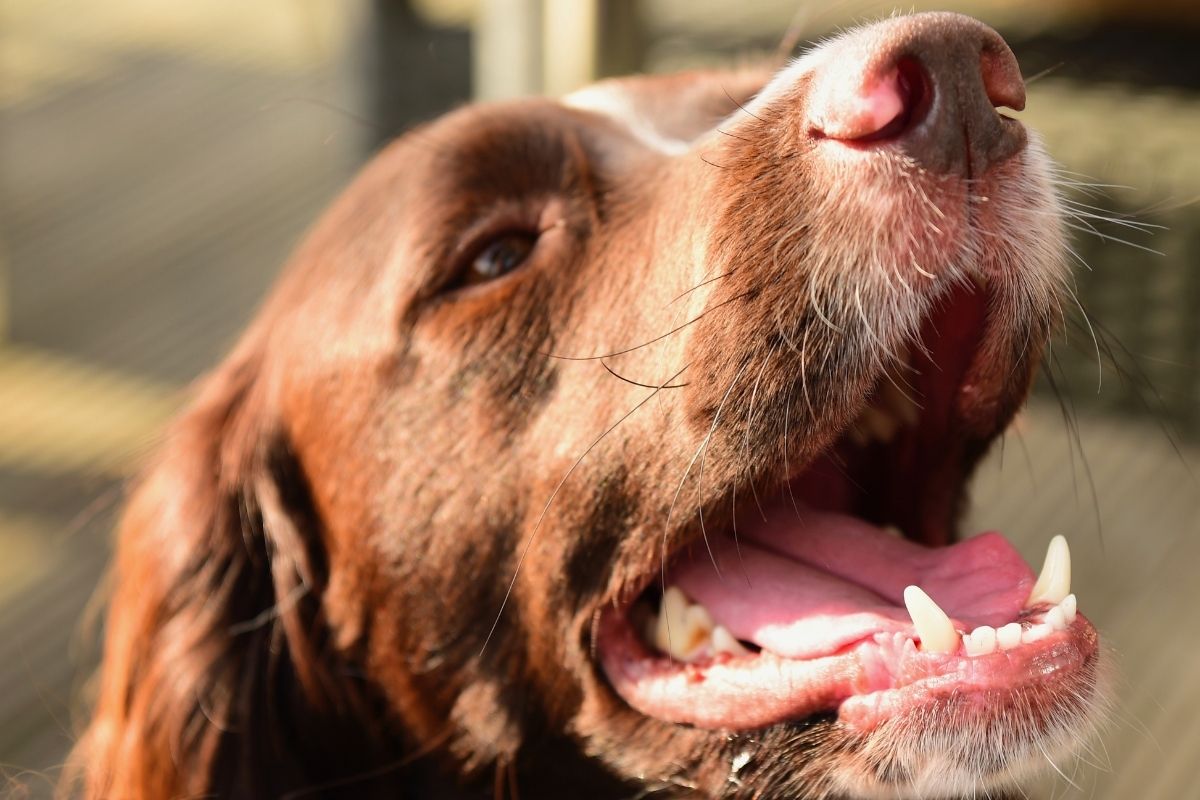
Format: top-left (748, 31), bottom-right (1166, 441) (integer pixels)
top-left (1027, 535), bottom-right (1071, 606)
top-left (686, 602), bottom-right (713, 627)
top-left (1022, 623), bottom-right (1051, 645)
top-left (712, 625), bottom-right (750, 657)
top-left (966, 626), bottom-right (997, 657)
top-left (655, 587), bottom-right (691, 656)
top-left (997, 622), bottom-right (1023, 650)
top-left (654, 587), bottom-right (717, 662)
top-left (1045, 606), bottom-right (1068, 632)
top-left (903, 586), bottom-right (959, 654)
top-left (683, 604), bottom-right (715, 651)
top-left (1061, 593), bottom-right (1077, 624)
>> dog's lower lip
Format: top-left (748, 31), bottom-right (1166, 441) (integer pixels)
top-left (598, 605), bottom-right (1098, 732)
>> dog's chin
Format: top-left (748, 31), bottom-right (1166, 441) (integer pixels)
top-left (586, 280), bottom-right (1102, 797)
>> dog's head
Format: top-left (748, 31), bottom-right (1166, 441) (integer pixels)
top-left (78, 13), bottom-right (1102, 799)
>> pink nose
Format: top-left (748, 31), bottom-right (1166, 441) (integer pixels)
top-left (806, 12), bottom-right (1026, 175)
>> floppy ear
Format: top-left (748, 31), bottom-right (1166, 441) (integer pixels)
top-left (70, 352), bottom-right (398, 799)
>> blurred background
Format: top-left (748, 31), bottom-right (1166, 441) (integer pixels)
top-left (1, 1), bottom-right (1196, 796)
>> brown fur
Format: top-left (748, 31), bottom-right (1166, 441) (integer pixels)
top-left (72, 16), bottom-right (1086, 799)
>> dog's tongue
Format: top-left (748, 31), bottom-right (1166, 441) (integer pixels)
top-left (671, 510), bottom-right (1036, 659)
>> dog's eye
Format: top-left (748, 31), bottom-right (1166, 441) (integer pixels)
top-left (462, 232), bottom-right (537, 287)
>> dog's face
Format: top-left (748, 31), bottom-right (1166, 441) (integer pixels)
top-left (81, 12), bottom-right (1102, 800)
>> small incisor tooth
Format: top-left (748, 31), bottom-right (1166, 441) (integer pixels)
top-left (903, 585), bottom-right (959, 653)
top-left (966, 625), bottom-right (997, 657)
top-left (1045, 606), bottom-right (1068, 631)
top-left (1027, 535), bottom-right (1071, 606)
top-left (997, 622), bottom-right (1023, 650)
top-left (1061, 593), bottom-right (1077, 624)
top-left (1022, 623), bottom-right (1052, 645)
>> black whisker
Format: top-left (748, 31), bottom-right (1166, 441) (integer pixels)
top-left (723, 86), bottom-right (767, 123)
top-left (543, 290), bottom-right (752, 361)
top-left (669, 269), bottom-right (736, 306)
top-left (717, 128), bottom-right (755, 144)
top-left (601, 359), bottom-right (689, 389)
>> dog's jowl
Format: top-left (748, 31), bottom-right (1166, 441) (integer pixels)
top-left (76, 13), bottom-right (1102, 800)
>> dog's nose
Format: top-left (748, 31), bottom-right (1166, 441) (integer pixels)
top-left (806, 12), bottom-right (1026, 175)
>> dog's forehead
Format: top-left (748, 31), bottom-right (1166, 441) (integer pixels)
top-left (563, 67), bottom-right (771, 155)
top-left (563, 82), bottom-right (693, 155)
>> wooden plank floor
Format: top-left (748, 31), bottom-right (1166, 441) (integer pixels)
top-left (2, 3), bottom-right (1197, 798)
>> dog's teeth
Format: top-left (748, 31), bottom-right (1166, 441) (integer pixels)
top-left (997, 622), bottom-right (1023, 650)
top-left (1022, 623), bottom-right (1052, 645)
top-left (654, 587), bottom-right (689, 656)
top-left (711, 624), bottom-right (749, 657)
top-left (1045, 606), bottom-right (1068, 632)
top-left (1060, 593), bottom-right (1077, 624)
top-left (903, 586), bottom-right (959, 654)
top-left (685, 603), bottom-right (714, 636)
top-left (654, 586), bottom-right (713, 662)
top-left (1027, 535), bottom-right (1071, 606)
top-left (965, 625), bottom-right (997, 657)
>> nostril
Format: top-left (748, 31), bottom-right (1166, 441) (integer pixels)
top-left (980, 48), bottom-right (1026, 111)
top-left (858, 58), bottom-right (930, 143)
top-left (810, 57), bottom-right (932, 145)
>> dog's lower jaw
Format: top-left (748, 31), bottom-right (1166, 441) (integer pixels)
top-left (825, 660), bottom-right (1109, 800)
top-left (574, 660), bottom-right (1107, 800)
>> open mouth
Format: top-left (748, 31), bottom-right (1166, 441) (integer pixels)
top-left (597, 282), bottom-right (1099, 732)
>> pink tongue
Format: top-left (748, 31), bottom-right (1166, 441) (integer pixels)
top-left (671, 510), bottom-right (1036, 659)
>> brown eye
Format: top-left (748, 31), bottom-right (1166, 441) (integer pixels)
top-left (463, 232), bottom-right (537, 287)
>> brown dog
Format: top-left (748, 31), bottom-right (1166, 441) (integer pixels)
top-left (74, 12), bottom-right (1102, 799)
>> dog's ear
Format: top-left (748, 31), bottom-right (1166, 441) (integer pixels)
top-left (70, 350), bottom-right (396, 799)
